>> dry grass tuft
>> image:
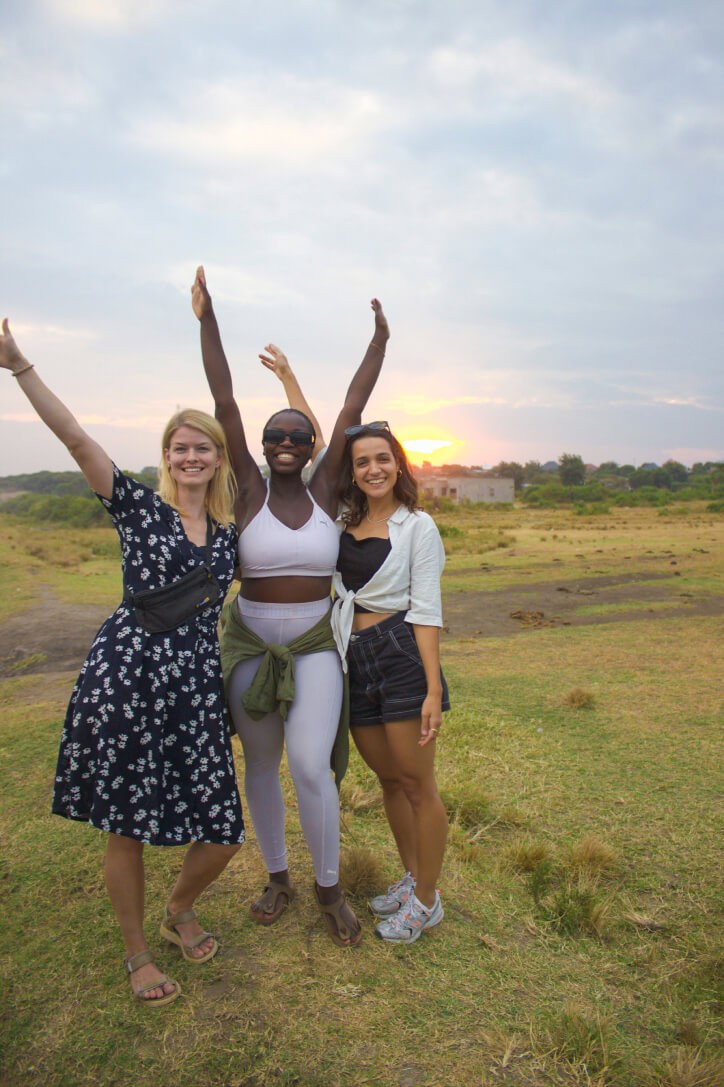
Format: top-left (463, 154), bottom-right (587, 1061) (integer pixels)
top-left (497, 804), bottom-right (528, 829)
top-left (477, 933), bottom-right (503, 951)
top-left (440, 785), bottom-right (492, 830)
top-left (623, 909), bottom-right (669, 932)
top-left (647, 1049), bottom-right (724, 1087)
top-left (544, 1002), bottom-right (610, 1074)
top-left (676, 1020), bottom-right (704, 1047)
top-left (585, 897), bottom-right (614, 940)
top-left (567, 833), bottom-right (619, 876)
top-left (339, 782), bottom-right (383, 813)
top-left (563, 686), bottom-right (596, 709)
top-left (339, 845), bottom-right (388, 896)
top-left (531, 865), bottom-right (613, 938)
top-left (452, 839), bottom-right (488, 866)
top-left (504, 837), bottom-right (552, 872)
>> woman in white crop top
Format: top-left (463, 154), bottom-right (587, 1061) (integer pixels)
top-left (192, 267), bottom-right (389, 947)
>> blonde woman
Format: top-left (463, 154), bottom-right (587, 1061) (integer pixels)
top-left (1, 319), bottom-right (245, 1007)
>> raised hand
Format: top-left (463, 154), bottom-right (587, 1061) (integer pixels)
top-left (191, 266), bottom-right (213, 321)
top-left (370, 298), bottom-right (390, 342)
top-left (0, 319), bottom-right (30, 373)
top-left (259, 343), bottom-right (292, 381)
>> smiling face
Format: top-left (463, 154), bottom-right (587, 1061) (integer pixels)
top-left (164, 425), bottom-right (221, 489)
top-left (350, 434), bottom-right (400, 502)
top-left (262, 410), bottom-right (315, 475)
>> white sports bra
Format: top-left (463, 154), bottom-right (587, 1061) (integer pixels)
top-left (238, 485), bottom-right (340, 578)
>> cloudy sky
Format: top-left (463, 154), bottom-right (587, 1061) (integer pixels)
top-left (1, 0), bottom-right (722, 475)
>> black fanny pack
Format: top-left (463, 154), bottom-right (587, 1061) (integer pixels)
top-left (124, 516), bottom-right (222, 634)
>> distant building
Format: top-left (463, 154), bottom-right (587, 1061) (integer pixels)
top-left (416, 468), bottom-right (514, 505)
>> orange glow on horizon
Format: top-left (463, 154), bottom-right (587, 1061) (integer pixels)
top-left (401, 438), bottom-right (457, 465)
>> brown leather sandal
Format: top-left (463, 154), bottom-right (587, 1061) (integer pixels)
top-left (314, 884), bottom-right (362, 948)
top-left (125, 949), bottom-right (181, 1007)
top-left (249, 880), bottom-right (297, 925)
top-left (159, 907), bottom-right (219, 964)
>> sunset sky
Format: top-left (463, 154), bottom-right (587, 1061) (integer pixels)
top-left (1, 0), bottom-right (722, 476)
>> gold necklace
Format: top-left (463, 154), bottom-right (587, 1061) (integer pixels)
top-left (366, 509), bottom-right (394, 524)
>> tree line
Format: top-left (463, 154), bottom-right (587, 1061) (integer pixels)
top-left (487, 455), bottom-right (723, 510)
top-left (486, 454), bottom-right (722, 491)
top-left (0, 468), bottom-right (159, 527)
top-left (0, 467), bottom-right (159, 496)
top-left (1, 459), bottom-right (722, 523)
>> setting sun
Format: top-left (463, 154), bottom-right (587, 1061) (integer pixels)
top-left (401, 439), bottom-right (453, 456)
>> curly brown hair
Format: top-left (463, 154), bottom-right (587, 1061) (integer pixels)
top-left (337, 427), bottom-right (419, 526)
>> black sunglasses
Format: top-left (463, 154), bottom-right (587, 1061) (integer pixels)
top-left (343, 420), bottom-right (391, 439)
top-left (262, 428), bottom-right (315, 447)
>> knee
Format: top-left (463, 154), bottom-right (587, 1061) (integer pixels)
top-left (398, 772), bottom-right (436, 809)
top-left (289, 755), bottom-right (330, 798)
top-left (105, 832), bottom-right (143, 857)
top-left (377, 773), bottom-right (405, 797)
top-left (243, 752), bottom-right (282, 779)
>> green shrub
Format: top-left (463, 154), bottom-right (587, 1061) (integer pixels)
top-left (436, 523), bottom-right (465, 539)
top-left (612, 487), bottom-right (671, 508)
top-left (0, 493), bottom-right (110, 527)
top-left (522, 481), bottom-right (608, 507)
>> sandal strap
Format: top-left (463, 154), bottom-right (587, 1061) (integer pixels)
top-left (164, 907), bottom-right (197, 927)
top-left (257, 881), bottom-right (294, 908)
top-left (136, 973), bottom-right (173, 997)
top-left (317, 889), bottom-right (356, 940)
top-left (125, 949), bottom-right (154, 974)
top-left (183, 929), bottom-right (214, 950)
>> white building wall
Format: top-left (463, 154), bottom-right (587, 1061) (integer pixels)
top-left (420, 476), bottom-right (514, 504)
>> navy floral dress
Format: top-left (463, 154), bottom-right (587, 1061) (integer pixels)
top-left (52, 465), bottom-right (245, 846)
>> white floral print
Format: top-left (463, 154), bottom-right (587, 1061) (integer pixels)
top-left (52, 465), bottom-right (245, 846)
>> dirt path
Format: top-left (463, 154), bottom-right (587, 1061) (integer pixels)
top-left (441, 570), bottom-right (722, 638)
top-left (1, 573), bottom-right (721, 681)
top-left (0, 587), bottom-right (112, 679)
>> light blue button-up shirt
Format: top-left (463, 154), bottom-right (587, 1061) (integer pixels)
top-left (331, 505), bottom-right (445, 668)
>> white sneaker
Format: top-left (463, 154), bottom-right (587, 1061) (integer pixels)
top-left (375, 892), bottom-right (444, 944)
top-left (368, 872), bottom-right (416, 917)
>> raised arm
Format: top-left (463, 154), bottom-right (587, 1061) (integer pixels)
top-left (310, 298), bottom-right (389, 505)
top-left (259, 343), bottom-right (326, 459)
top-left (0, 319), bottom-right (113, 497)
top-left (191, 267), bottom-right (264, 510)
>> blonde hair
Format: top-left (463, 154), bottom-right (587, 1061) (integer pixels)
top-left (158, 409), bottom-right (236, 527)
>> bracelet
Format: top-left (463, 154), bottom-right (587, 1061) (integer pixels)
top-left (11, 363), bottom-right (34, 378)
top-left (369, 342), bottom-right (386, 353)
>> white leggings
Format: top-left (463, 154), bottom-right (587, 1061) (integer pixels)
top-left (228, 597), bottom-right (343, 887)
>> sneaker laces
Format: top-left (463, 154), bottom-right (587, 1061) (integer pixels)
top-left (390, 873), bottom-right (415, 895)
top-left (383, 897), bottom-right (425, 933)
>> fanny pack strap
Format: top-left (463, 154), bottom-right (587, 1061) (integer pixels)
top-left (202, 513), bottom-right (213, 563)
top-left (123, 514), bottom-right (214, 603)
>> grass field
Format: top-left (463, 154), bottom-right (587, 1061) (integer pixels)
top-left (0, 503), bottom-right (722, 1087)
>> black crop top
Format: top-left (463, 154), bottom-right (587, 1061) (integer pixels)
top-left (337, 533), bottom-right (391, 611)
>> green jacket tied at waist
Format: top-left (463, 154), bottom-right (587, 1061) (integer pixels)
top-left (220, 597), bottom-right (349, 786)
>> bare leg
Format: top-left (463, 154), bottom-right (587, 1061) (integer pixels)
top-left (104, 833), bottom-right (175, 1000)
top-left (166, 842), bottom-right (242, 956)
top-left (354, 720), bottom-right (447, 908)
top-left (382, 719), bottom-right (447, 907)
top-left (352, 725), bottom-right (418, 876)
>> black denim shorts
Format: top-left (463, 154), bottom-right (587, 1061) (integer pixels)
top-left (347, 613), bottom-right (451, 727)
